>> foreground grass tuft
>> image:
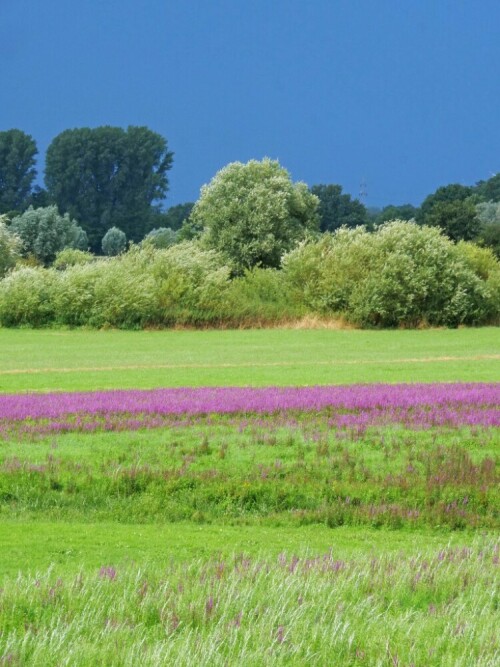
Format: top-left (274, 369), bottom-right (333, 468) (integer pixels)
top-left (0, 539), bottom-right (498, 666)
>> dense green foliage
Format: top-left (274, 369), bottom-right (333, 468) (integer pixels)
top-left (0, 129), bottom-right (37, 215)
top-left (10, 205), bottom-right (88, 265)
top-left (476, 172), bottom-right (500, 201)
top-left (52, 248), bottom-right (95, 270)
top-left (0, 222), bottom-right (498, 328)
top-left (284, 221), bottom-right (499, 327)
top-left (0, 216), bottom-right (19, 278)
top-left (144, 226), bottom-right (179, 248)
top-left (417, 183), bottom-right (475, 224)
top-left (372, 203), bottom-right (418, 226)
top-left (310, 184), bottom-right (368, 232)
top-left (424, 199), bottom-right (481, 242)
top-left (154, 202), bottom-right (194, 230)
top-left (192, 159), bottom-right (320, 273)
top-left (476, 201), bottom-right (500, 257)
top-left (45, 126), bottom-right (173, 249)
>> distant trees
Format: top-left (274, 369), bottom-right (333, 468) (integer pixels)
top-left (418, 184), bottom-right (475, 224)
top-left (191, 159), bottom-right (319, 273)
top-left (310, 184), bottom-right (368, 232)
top-left (0, 130), bottom-right (38, 215)
top-left (476, 173), bottom-right (500, 202)
top-left (373, 204), bottom-right (418, 226)
top-left (2, 123), bottom-right (500, 264)
top-left (154, 203), bottom-right (194, 231)
top-left (476, 201), bottom-right (500, 257)
top-left (45, 126), bottom-right (173, 249)
top-left (424, 199), bottom-right (481, 242)
top-left (10, 205), bottom-right (88, 265)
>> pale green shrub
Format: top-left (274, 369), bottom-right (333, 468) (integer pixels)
top-left (283, 221), bottom-right (497, 327)
top-left (0, 216), bottom-right (20, 277)
top-left (148, 242), bottom-right (231, 324)
top-left (0, 266), bottom-right (59, 326)
top-left (282, 226), bottom-right (374, 312)
top-left (144, 226), bottom-right (178, 248)
top-left (223, 267), bottom-right (304, 325)
top-left (102, 226), bottom-right (127, 256)
top-left (53, 248), bottom-right (95, 270)
top-left (10, 205), bottom-right (87, 265)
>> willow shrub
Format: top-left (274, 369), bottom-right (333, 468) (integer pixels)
top-left (221, 267), bottom-right (304, 326)
top-left (0, 243), bottom-right (234, 328)
top-left (0, 266), bottom-right (59, 326)
top-left (0, 226), bottom-right (498, 329)
top-left (282, 221), bottom-right (499, 327)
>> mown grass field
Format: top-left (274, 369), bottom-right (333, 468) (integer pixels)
top-left (0, 327), bottom-right (499, 392)
top-left (0, 327), bottom-right (498, 665)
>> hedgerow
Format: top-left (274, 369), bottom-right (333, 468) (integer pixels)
top-left (0, 222), bottom-right (498, 328)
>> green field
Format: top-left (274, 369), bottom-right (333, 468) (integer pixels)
top-left (0, 327), bottom-right (498, 665)
top-left (0, 327), bottom-right (499, 392)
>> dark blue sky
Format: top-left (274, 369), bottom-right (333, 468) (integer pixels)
top-left (2, 0), bottom-right (499, 209)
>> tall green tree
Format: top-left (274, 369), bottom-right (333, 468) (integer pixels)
top-left (418, 183), bottom-right (474, 225)
top-left (0, 129), bottom-right (38, 215)
top-left (192, 158), bottom-right (319, 273)
top-left (152, 202), bottom-right (194, 231)
top-left (425, 199), bottom-right (480, 242)
top-left (310, 184), bottom-right (368, 232)
top-left (475, 173), bottom-right (500, 202)
top-left (45, 126), bottom-right (173, 250)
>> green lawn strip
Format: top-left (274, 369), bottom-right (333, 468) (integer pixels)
top-left (1, 327), bottom-right (499, 392)
top-left (0, 520), bottom-right (484, 579)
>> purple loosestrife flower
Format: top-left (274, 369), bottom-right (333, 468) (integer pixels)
top-left (1, 383), bottom-right (498, 436)
top-left (99, 566), bottom-right (117, 581)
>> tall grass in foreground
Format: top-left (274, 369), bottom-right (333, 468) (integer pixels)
top-left (0, 539), bottom-right (498, 666)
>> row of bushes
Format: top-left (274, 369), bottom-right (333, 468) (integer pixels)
top-left (0, 222), bottom-right (498, 329)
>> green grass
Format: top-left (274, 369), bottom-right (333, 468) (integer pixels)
top-left (1, 422), bottom-right (497, 529)
top-left (0, 327), bottom-right (499, 393)
top-left (0, 521), bottom-right (475, 580)
top-left (0, 327), bottom-right (498, 665)
top-left (1, 538), bottom-right (498, 666)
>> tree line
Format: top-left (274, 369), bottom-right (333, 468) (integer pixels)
top-left (1, 126), bottom-right (499, 263)
top-left (0, 126), bottom-right (499, 329)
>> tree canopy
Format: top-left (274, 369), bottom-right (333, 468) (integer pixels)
top-left (154, 203), bottom-right (194, 231)
top-left (191, 159), bottom-right (319, 273)
top-left (0, 130), bottom-right (38, 215)
top-left (10, 206), bottom-right (88, 265)
top-left (476, 173), bottom-right (500, 202)
top-left (418, 183), bottom-right (475, 225)
top-left (424, 199), bottom-right (480, 242)
top-left (45, 126), bottom-right (173, 250)
top-left (310, 184), bottom-right (368, 232)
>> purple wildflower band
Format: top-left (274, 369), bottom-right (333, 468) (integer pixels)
top-left (0, 384), bottom-right (498, 436)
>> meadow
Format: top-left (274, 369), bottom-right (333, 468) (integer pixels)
top-left (0, 328), bottom-right (498, 665)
